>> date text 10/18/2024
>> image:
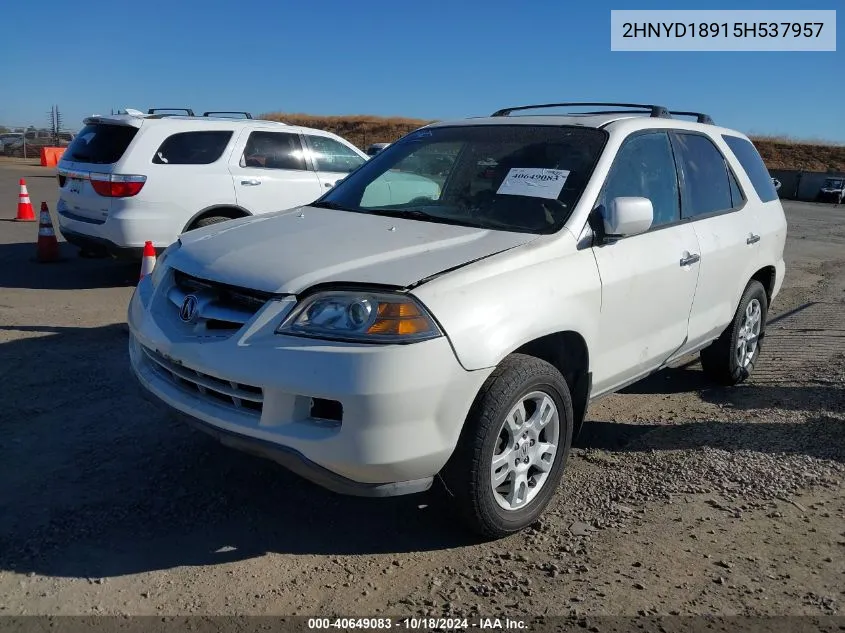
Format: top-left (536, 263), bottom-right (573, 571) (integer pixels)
top-left (307, 617), bottom-right (528, 630)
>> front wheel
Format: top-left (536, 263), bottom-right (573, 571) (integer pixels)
top-left (441, 354), bottom-right (573, 539)
top-left (700, 280), bottom-right (768, 385)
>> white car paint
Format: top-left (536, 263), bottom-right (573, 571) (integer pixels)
top-left (128, 111), bottom-right (787, 498)
top-left (55, 113), bottom-right (371, 257)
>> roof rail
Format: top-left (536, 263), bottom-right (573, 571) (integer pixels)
top-left (491, 102), bottom-right (671, 119)
top-left (202, 111), bottom-right (253, 119)
top-left (147, 108), bottom-right (195, 116)
top-left (667, 110), bottom-right (715, 125)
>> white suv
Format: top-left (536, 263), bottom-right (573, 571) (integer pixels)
top-left (128, 102), bottom-right (787, 538)
top-left (56, 109), bottom-right (369, 258)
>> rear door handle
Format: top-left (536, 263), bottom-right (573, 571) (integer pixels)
top-left (747, 233), bottom-right (761, 245)
top-left (240, 178), bottom-right (261, 186)
top-left (680, 253), bottom-right (701, 267)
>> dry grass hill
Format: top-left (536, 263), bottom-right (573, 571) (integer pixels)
top-left (261, 112), bottom-right (845, 173)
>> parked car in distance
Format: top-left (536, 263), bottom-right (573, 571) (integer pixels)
top-left (771, 177), bottom-right (781, 192)
top-left (817, 176), bottom-right (844, 203)
top-left (0, 132), bottom-right (23, 155)
top-left (4, 130), bottom-right (73, 157)
top-left (55, 109), bottom-right (371, 259)
top-left (366, 142), bottom-right (390, 157)
top-left (129, 102), bottom-right (787, 538)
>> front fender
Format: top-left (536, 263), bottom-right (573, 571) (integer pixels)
top-left (413, 234), bottom-right (600, 371)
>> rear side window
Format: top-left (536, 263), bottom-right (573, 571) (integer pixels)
top-left (240, 131), bottom-right (307, 170)
top-left (721, 135), bottom-right (779, 202)
top-left (65, 124), bottom-right (139, 164)
top-left (152, 131), bottom-right (232, 165)
top-left (673, 133), bottom-right (736, 218)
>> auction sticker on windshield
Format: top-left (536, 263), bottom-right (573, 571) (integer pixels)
top-left (496, 168), bottom-right (570, 199)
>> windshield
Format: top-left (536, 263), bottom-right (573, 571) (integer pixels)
top-left (823, 178), bottom-right (843, 189)
top-left (317, 125), bottom-right (607, 234)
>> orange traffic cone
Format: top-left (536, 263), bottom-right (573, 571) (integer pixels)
top-left (16, 179), bottom-right (35, 221)
top-left (139, 241), bottom-right (156, 280)
top-left (36, 202), bottom-right (60, 263)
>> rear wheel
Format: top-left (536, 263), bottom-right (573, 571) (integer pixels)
top-left (189, 215), bottom-right (233, 231)
top-left (700, 280), bottom-right (768, 385)
top-left (441, 354), bottom-right (573, 539)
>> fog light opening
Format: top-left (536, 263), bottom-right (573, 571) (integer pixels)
top-left (309, 398), bottom-right (343, 424)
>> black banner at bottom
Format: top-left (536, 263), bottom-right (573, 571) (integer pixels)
top-left (0, 616), bottom-right (843, 633)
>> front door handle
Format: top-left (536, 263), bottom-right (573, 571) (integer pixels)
top-left (324, 182), bottom-right (337, 188)
top-left (680, 253), bottom-right (701, 267)
top-left (747, 233), bottom-right (761, 245)
top-left (240, 178), bottom-right (261, 186)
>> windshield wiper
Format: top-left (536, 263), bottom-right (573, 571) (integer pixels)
top-left (365, 208), bottom-right (481, 228)
top-left (311, 200), bottom-right (353, 211)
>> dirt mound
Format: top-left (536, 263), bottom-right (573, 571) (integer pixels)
top-left (261, 112), bottom-right (845, 172)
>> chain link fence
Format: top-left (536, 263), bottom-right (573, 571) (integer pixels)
top-left (0, 127), bottom-right (75, 158)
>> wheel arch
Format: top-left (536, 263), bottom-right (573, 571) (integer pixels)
top-left (510, 330), bottom-right (591, 437)
top-left (182, 205), bottom-right (252, 232)
top-left (750, 265), bottom-right (776, 304)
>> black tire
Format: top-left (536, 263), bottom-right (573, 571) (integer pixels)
top-left (441, 354), bottom-right (573, 540)
top-left (189, 215), bottom-right (232, 231)
top-left (700, 280), bottom-right (768, 386)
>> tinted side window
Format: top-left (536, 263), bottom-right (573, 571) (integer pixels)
top-left (152, 131), bottom-right (232, 165)
top-left (728, 169), bottom-right (744, 209)
top-left (240, 131), bottom-right (306, 170)
top-left (602, 132), bottom-right (680, 227)
top-left (673, 133), bottom-right (734, 217)
top-left (721, 135), bottom-right (779, 202)
top-left (66, 124), bottom-right (139, 164)
top-left (306, 135), bottom-right (366, 173)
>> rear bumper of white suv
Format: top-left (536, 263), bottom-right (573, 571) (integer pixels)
top-left (127, 273), bottom-right (492, 496)
top-left (57, 197), bottom-right (181, 259)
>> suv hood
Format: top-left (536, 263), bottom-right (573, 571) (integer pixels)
top-left (170, 206), bottom-right (539, 294)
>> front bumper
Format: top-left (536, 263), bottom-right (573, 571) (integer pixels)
top-left (128, 272), bottom-right (492, 495)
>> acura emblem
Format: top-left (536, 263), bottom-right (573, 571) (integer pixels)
top-left (180, 294), bottom-right (199, 323)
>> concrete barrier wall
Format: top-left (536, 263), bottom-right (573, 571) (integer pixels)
top-left (769, 169), bottom-right (845, 202)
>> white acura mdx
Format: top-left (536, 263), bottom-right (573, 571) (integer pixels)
top-left (129, 102), bottom-right (787, 538)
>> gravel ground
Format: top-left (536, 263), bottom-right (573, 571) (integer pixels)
top-left (0, 163), bottom-right (843, 619)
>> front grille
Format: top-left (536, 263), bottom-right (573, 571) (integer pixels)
top-left (169, 270), bottom-right (275, 330)
top-left (142, 345), bottom-right (263, 415)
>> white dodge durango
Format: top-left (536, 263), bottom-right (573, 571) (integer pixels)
top-left (129, 102), bottom-right (787, 538)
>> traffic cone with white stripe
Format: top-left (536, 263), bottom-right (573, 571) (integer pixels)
top-left (36, 202), bottom-right (60, 263)
top-left (139, 241), bottom-right (156, 280)
top-left (16, 179), bottom-right (35, 221)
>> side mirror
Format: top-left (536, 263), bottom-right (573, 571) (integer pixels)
top-left (602, 197), bottom-right (654, 239)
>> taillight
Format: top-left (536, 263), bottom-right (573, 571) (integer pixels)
top-left (90, 173), bottom-right (146, 197)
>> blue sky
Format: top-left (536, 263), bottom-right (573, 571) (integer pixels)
top-left (1, 0), bottom-right (842, 141)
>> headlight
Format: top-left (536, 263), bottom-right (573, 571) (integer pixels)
top-left (277, 291), bottom-right (441, 343)
top-left (150, 240), bottom-right (180, 288)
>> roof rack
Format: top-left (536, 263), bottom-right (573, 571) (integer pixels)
top-left (202, 111), bottom-right (253, 119)
top-left (491, 102), bottom-right (671, 119)
top-left (147, 108), bottom-right (195, 116)
top-left (490, 102), bottom-right (715, 125)
top-left (667, 110), bottom-right (715, 125)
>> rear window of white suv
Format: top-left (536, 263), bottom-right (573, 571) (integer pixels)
top-left (65, 124), bottom-right (138, 164)
top-left (152, 131), bottom-right (233, 165)
top-left (721, 135), bottom-right (779, 203)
